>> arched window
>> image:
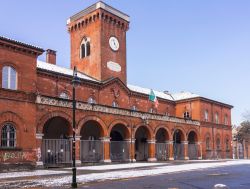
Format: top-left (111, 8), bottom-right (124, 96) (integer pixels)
top-left (225, 138), bottom-right (230, 151)
top-left (131, 105), bottom-right (137, 111)
top-left (204, 110), bottom-right (209, 122)
top-left (224, 114), bottom-right (228, 125)
top-left (80, 37), bottom-right (90, 59)
top-left (206, 137), bottom-right (210, 150)
top-left (59, 92), bottom-right (69, 99)
top-left (87, 97), bottom-right (96, 104)
top-left (112, 101), bottom-right (118, 108)
top-left (2, 66), bottom-right (17, 90)
top-left (184, 111), bottom-right (190, 119)
top-left (216, 138), bottom-right (220, 150)
top-left (215, 112), bottom-right (219, 124)
top-left (1, 123), bottom-right (16, 148)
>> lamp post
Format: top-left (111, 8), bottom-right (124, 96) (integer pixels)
top-left (71, 66), bottom-right (79, 188)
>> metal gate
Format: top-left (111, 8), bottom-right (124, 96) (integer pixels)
top-left (156, 143), bottom-right (169, 161)
top-left (42, 139), bottom-right (72, 166)
top-left (188, 144), bottom-right (199, 160)
top-left (110, 141), bottom-right (130, 161)
top-left (80, 140), bottom-right (103, 163)
top-left (173, 143), bottom-right (184, 160)
top-left (225, 151), bottom-right (231, 159)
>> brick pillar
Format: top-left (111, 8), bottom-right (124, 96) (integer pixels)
top-left (182, 141), bottom-right (189, 160)
top-left (147, 139), bottom-right (157, 162)
top-left (243, 139), bottom-right (247, 159)
top-left (75, 135), bottom-right (81, 165)
top-left (125, 138), bottom-right (136, 162)
top-left (197, 142), bottom-right (202, 160)
top-left (167, 140), bottom-right (174, 160)
top-left (36, 133), bottom-right (43, 167)
top-left (101, 137), bottom-right (111, 163)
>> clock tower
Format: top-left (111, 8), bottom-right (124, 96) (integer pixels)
top-left (67, 1), bottom-right (129, 84)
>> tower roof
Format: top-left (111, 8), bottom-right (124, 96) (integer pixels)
top-left (67, 1), bottom-right (130, 24)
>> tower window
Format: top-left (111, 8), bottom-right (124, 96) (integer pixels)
top-left (80, 37), bottom-right (90, 59)
top-left (2, 66), bottom-right (17, 90)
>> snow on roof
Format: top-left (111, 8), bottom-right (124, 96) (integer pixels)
top-left (127, 84), bottom-right (174, 101)
top-left (171, 91), bottom-right (200, 101)
top-left (37, 60), bottom-right (200, 101)
top-left (128, 84), bottom-right (201, 101)
top-left (37, 60), bottom-right (98, 82)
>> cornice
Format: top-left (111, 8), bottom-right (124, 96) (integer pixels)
top-left (36, 95), bottom-right (200, 126)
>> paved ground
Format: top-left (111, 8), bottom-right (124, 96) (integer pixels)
top-left (81, 164), bottom-right (250, 189)
top-left (0, 160), bottom-right (250, 188)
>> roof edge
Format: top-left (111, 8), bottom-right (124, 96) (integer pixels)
top-left (67, 1), bottom-right (130, 24)
top-left (0, 36), bottom-right (44, 54)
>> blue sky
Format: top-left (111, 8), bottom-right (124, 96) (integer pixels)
top-left (1, 0), bottom-right (250, 125)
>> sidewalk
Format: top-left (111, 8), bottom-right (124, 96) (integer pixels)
top-left (0, 160), bottom-right (249, 188)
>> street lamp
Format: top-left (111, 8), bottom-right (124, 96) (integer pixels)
top-left (72, 66), bottom-right (80, 188)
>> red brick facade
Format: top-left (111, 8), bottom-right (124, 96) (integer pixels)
top-left (0, 2), bottom-right (232, 167)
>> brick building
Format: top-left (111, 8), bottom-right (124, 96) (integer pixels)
top-left (0, 2), bottom-right (233, 168)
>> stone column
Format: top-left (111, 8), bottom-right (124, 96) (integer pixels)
top-left (125, 138), bottom-right (136, 162)
top-left (75, 135), bottom-right (81, 165)
top-left (182, 141), bottom-right (189, 160)
top-left (35, 133), bottom-right (44, 167)
top-left (101, 137), bottom-right (111, 163)
top-left (167, 140), bottom-right (174, 160)
top-left (197, 142), bottom-right (202, 160)
top-left (147, 139), bottom-right (157, 162)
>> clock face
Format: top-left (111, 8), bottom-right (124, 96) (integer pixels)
top-left (109, 36), bottom-right (119, 51)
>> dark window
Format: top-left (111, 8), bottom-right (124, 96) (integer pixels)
top-left (86, 42), bottom-right (90, 56)
top-left (1, 124), bottom-right (16, 147)
top-left (184, 111), bottom-right (190, 119)
top-left (81, 44), bottom-right (85, 58)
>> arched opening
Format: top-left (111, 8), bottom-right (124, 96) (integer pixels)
top-left (110, 124), bottom-right (130, 162)
top-left (173, 129), bottom-right (185, 160)
top-left (155, 128), bottom-right (169, 160)
top-left (188, 131), bottom-right (199, 160)
top-left (42, 116), bottom-right (72, 166)
top-left (216, 137), bottom-right (222, 159)
top-left (135, 126), bottom-right (150, 161)
top-left (80, 120), bottom-right (104, 163)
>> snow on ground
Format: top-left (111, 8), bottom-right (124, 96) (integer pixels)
top-left (17, 160), bottom-right (250, 187)
top-left (0, 170), bottom-right (68, 179)
top-left (72, 162), bottom-right (167, 170)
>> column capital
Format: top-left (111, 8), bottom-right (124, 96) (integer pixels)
top-left (124, 138), bottom-right (135, 143)
top-left (147, 139), bottom-right (156, 144)
top-left (181, 141), bottom-right (189, 145)
top-left (75, 135), bottom-right (81, 141)
top-left (36, 133), bottom-right (44, 139)
top-left (166, 140), bottom-right (174, 144)
top-left (100, 137), bottom-right (111, 142)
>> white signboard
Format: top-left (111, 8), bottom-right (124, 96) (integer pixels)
top-left (107, 61), bottom-right (121, 72)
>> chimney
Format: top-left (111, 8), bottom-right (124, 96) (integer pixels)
top-left (46, 49), bottom-right (56, 65)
